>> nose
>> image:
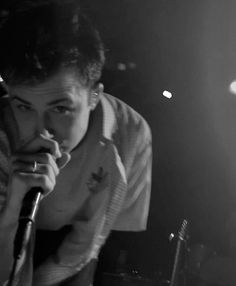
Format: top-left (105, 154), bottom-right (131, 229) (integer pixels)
top-left (35, 113), bottom-right (54, 139)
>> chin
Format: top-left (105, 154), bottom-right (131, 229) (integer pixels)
top-left (60, 141), bottom-right (80, 153)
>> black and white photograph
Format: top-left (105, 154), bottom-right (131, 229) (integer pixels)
top-left (0, 1), bottom-right (236, 285)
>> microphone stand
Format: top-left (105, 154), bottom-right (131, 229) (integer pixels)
top-left (7, 188), bottom-right (42, 286)
top-left (169, 219), bottom-right (188, 286)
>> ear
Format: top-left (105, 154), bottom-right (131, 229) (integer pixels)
top-left (89, 83), bottom-right (104, 110)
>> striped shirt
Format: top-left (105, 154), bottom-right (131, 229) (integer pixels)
top-left (0, 93), bottom-right (152, 285)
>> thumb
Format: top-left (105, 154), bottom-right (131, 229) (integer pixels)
top-left (57, 152), bottom-right (71, 169)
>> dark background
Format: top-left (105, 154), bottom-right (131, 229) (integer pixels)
top-left (79, 0), bottom-right (236, 284)
top-left (2, 0), bottom-right (236, 284)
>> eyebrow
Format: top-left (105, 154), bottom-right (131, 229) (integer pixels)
top-left (11, 96), bottom-right (72, 106)
top-left (11, 96), bottom-right (31, 105)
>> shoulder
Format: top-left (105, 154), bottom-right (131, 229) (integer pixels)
top-left (101, 93), bottom-right (152, 170)
top-left (102, 93), bottom-right (152, 142)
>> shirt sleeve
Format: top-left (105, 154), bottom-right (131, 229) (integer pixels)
top-left (112, 117), bottom-right (152, 231)
top-left (0, 98), bottom-right (18, 212)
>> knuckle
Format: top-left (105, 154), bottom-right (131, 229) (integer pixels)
top-left (37, 153), bottom-right (52, 166)
top-left (43, 158), bottom-right (58, 176)
top-left (44, 138), bottom-right (58, 154)
top-left (38, 175), bottom-right (47, 186)
top-left (52, 164), bottom-right (59, 176)
top-left (45, 164), bottom-right (54, 177)
top-left (51, 140), bottom-right (58, 150)
top-left (38, 175), bottom-right (54, 191)
top-left (50, 141), bottom-right (61, 158)
top-left (50, 176), bottom-right (56, 187)
top-left (43, 152), bottom-right (51, 162)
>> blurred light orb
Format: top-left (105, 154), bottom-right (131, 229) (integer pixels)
top-left (229, 80), bottom-right (236, 94)
top-left (0, 75), bottom-right (3, 82)
top-left (128, 62), bottom-right (137, 69)
top-left (163, 90), bottom-right (172, 99)
top-left (117, 63), bottom-right (126, 71)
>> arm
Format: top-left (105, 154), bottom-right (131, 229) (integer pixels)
top-left (113, 117), bottom-right (152, 231)
top-left (0, 133), bottom-right (67, 284)
top-left (0, 205), bottom-right (19, 284)
top-left (0, 126), bottom-right (15, 283)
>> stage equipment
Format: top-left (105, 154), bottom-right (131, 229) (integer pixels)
top-left (169, 219), bottom-right (189, 286)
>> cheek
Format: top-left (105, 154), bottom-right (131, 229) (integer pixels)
top-left (52, 111), bottom-right (90, 150)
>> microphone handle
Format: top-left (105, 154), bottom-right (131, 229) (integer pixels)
top-left (19, 187), bottom-right (42, 221)
top-left (14, 187), bottom-right (42, 259)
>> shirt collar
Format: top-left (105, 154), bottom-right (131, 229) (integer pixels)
top-left (100, 93), bottom-right (117, 141)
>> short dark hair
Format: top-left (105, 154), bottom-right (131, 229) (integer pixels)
top-left (0, 0), bottom-right (105, 87)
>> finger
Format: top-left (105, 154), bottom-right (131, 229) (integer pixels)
top-left (11, 160), bottom-right (36, 173)
top-left (11, 171), bottom-right (55, 196)
top-left (12, 160), bottom-right (57, 181)
top-left (57, 152), bottom-right (71, 169)
top-left (12, 153), bottom-right (59, 177)
top-left (20, 134), bottom-right (62, 159)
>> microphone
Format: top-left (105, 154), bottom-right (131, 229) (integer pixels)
top-left (14, 187), bottom-right (43, 259)
top-left (19, 187), bottom-right (42, 221)
top-left (13, 147), bottom-right (53, 259)
top-left (7, 147), bottom-right (57, 285)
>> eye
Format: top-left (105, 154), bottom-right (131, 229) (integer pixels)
top-left (16, 104), bottom-right (33, 112)
top-left (51, 106), bottom-right (72, 114)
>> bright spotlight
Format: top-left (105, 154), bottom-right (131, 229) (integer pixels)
top-left (229, 80), bottom-right (236, 94)
top-left (163, 90), bottom-right (172, 99)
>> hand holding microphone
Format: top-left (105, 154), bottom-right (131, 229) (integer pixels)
top-left (7, 134), bottom-right (70, 218)
top-left (5, 134), bottom-right (71, 259)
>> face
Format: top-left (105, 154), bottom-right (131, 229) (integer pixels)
top-left (8, 70), bottom-right (98, 152)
